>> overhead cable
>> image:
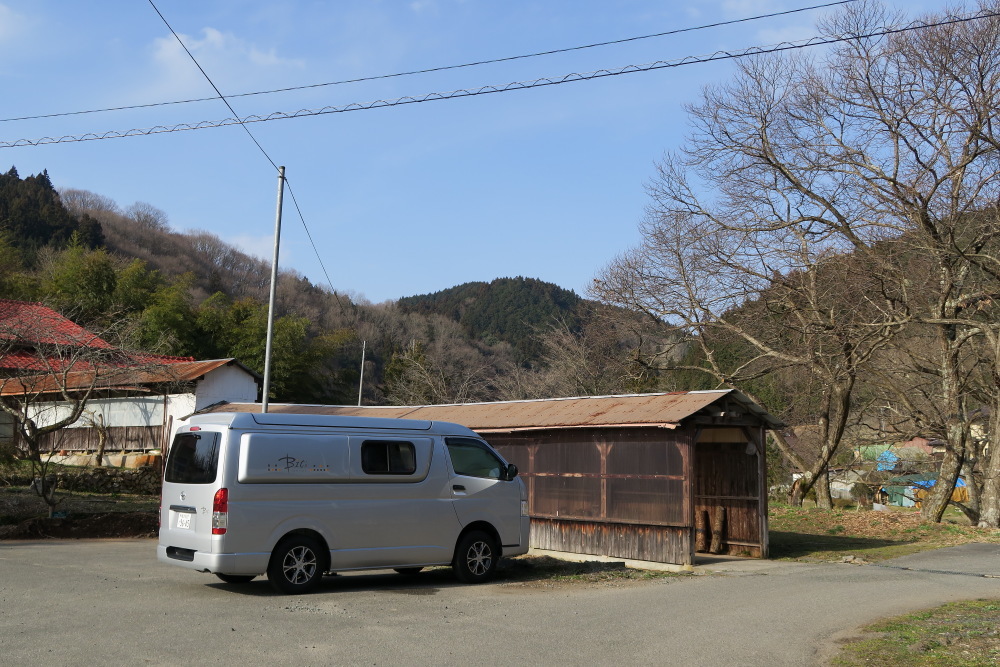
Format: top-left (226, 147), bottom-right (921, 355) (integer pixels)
top-left (147, 0), bottom-right (279, 171)
top-left (0, 0), bottom-right (858, 124)
top-left (2, 9), bottom-right (996, 149)
top-left (148, 0), bottom-right (347, 312)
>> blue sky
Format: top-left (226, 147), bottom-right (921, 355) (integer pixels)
top-left (0, 0), bottom-right (934, 303)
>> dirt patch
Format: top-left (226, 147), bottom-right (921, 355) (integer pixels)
top-left (0, 511), bottom-right (158, 540)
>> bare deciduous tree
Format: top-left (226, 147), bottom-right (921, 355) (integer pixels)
top-left (0, 305), bottom-right (177, 515)
top-left (596, 0), bottom-right (1000, 520)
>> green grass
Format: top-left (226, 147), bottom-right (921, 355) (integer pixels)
top-left (768, 504), bottom-right (1000, 563)
top-left (832, 599), bottom-right (1000, 666)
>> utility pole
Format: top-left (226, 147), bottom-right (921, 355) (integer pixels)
top-left (357, 340), bottom-right (366, 406)
top-left (261, 166), bottom-right (285, 414)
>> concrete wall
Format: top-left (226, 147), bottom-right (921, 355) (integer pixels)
top-left (194, 363), bottom-right (258, 410)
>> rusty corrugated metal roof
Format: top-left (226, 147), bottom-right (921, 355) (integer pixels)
top-left (204, 390), bottom-right (783, 430)
top-left (164, 358), bottom-right (262, 382)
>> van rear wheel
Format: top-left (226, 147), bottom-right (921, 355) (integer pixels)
top-left (215, 573), bottom-right (255, 584)
top-left (268, 536), bottom-right (326, 595)
top-left (453, 530), bottom-right (498, 583)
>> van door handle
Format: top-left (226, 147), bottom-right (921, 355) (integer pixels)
top-left (452, 485), bottom-right (466, 491)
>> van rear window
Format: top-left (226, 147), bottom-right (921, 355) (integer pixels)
top-left (165, 433), bottom-right (220, 484)
top-left (361, 441), bottom-right (416, 475)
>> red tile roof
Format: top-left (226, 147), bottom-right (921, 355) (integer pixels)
top-left (0, 300), bottom-right (115, 348)
top-left (0, 299), bottom-right (196, 372)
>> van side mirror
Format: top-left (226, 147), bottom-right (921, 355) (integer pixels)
top-left (504, 464), bottom-right (519, 481)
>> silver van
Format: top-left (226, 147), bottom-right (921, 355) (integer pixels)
top-left (157, 412), bottom-right (529, 594)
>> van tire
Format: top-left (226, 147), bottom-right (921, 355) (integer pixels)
top-left (268, 536), bottom-right (326, 594)
top-left (215, 573), bottom-right (255, 584)
top-left (452, 530), bottom-right (498, 583)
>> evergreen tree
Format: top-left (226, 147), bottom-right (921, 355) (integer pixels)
top-left (0, 167), bottom-right (104, 262)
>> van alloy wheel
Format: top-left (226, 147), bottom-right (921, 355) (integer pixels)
top-left (453, 530), bottom-right (498, 583)
top-left (268, 536), bottom-right (326, 594)
top-left (282, 546), bottom-right (317, 584)
top-left (466, 541), bottom-right (491, 575)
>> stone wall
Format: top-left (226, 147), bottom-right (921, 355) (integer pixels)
top-left (6, 466), bottom-right (163, 496)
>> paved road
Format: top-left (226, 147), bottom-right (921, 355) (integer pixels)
top-left (1, 539), bottom-right (999, 666)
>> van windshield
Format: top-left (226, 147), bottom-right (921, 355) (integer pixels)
top-left (164, 432), bottom-right (220, 484)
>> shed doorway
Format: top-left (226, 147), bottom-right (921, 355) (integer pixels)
top-left (694, 427), bottom-right (768, 558)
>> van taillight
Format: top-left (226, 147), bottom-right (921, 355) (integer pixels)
top-left (212, 488), bottom-right (228, 535)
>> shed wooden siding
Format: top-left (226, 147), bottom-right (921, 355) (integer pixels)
top-left (530, 518), bottom-right (693, 565)
top-left (488, 427), bottom-right (696, 564)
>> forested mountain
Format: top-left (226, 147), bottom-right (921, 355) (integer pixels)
top-left (398, 278), bottom-right (584, 360)
top-left (0, 167), bottom-right (649, 408)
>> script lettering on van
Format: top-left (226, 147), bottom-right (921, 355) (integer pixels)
top-left (267, 454), bottom-right (330, 473)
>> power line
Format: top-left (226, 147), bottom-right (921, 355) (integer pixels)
top-left (283, 180), bottom-right (349, 316)
top-left (147, 0), bottom-right (279, 172)
top-left (0, 0), bottom-right (858, 124)
top-left (148, 0), bottom-right (347, 313)
top-left (3, 9), bottom-right (995, 150)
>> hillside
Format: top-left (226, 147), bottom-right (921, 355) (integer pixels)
top-left (0, 167), bottom-right (651, 406)
top-left (398, 277), bottom-right (584, 361)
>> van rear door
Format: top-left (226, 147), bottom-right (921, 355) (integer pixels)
top-left (159, 431), bottom-right (224, 559)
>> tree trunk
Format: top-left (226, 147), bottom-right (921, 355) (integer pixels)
top-left (978, 410), bottom-right (1000, 528)
top-left (788, 476), bottom-right (807, 507)
top-left (959, 456), bottom-right (980, 525)
top-left (814, 471), bottom-right (833, 510)
top-left (94, 424), bottom-right (108, 468)
top-left (921, 443), bottom-right (962, 522)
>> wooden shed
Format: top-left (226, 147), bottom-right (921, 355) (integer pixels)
top-left (203, 390), bottom-right (782, 567)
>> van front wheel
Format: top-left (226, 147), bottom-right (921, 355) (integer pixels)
top-left (268, 536), bottom-right (325, 594)
top-left (453, 530), bottom-right (498, 583)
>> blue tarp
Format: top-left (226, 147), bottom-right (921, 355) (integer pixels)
top-left (880, 474), bottom-right (968, 507)
top-left (876, 450), bottom-right (899, 472)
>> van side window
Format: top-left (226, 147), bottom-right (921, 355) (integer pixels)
top-left (361, 441), bottom-right (416, 475)
top-left (164, 433), bottom-right (220, 484)
top-left (446, 438), bottom-right (504, 480)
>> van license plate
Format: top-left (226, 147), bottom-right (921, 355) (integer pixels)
top-left (176, 513), bottom-right (192, 530)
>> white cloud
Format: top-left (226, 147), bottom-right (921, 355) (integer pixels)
top-left (0, 4), bottom-right (26, 41)
top-left (721, 0), bottom-right (780, 18)
top-left (0, 3), bottom-right (34, 52)
top-left (409, 1), bottom-right (438, 13)
top-left (714, 1), bottom-right (822, 47)
top-left (139, 27), bottom-right (305, 101)
top-left (756, 24), bottom-right (818, 45)
top-left (227, 233), bottom-right (276, 261)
